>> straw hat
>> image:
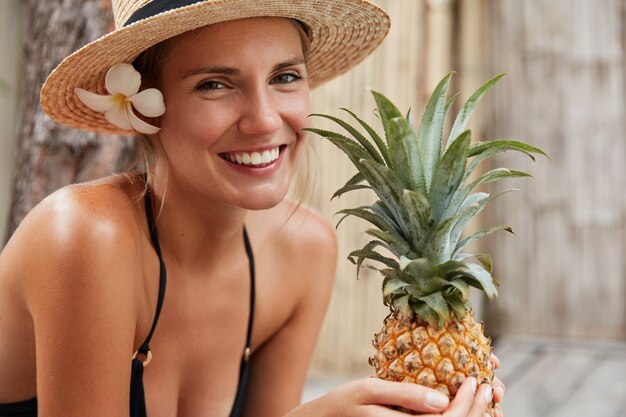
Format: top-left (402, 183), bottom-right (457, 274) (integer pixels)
top-left (40, 0), bottom-right (391, 134)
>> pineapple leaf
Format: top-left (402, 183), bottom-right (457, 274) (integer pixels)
top-left (371, 201), bottom-right (404, 236)
top-left (462, 263), bottom-right (499, 300)
top-left (305, 128), bottom-right (370, 167)
top-left (379, 267), bottom-right (402, 281)
top-left (394, 295), bottom-right (412, 316)
top-left (455, 253), bottom-right (494, 273)
top-left (358, 159), bottom-right (412, 237)
top-left (370, 89), bottom-right (404, 143)
top-left (388, 116), bottom-right (426, 193)
top-left (422, 215), bottom-right (457, 264)
top-left (446, 291), bottom-right (469, 319)
top-left (418, 292), bottom-right (451, 324)
top-left (402, 190), bottom-right (434, 249)
top-left (444, 168), bottom-right (532, 217)
top-left (443, 191), bottom-right (489, 220)
top-left (332, 183), bottom-right (371, 200)
top-left (466, 140), bottom-right (549, 182)
top-left (340, 107), bottom-right (393, 167)
top-left (448, 189), bottom-right (516, 250)
top-left (429, 130), bottom-right (471, 221)
top-left (371, 90), bottom-right (426, 193)
top-left (454, 224), bottom-right (515, 256)
top-left (444, 91), bottom-right (462, 119)
top-left (466, 168), bottom-right (532, 193)
top-left (401, 257), bottom-right (436, 280)
top-left (309, 113), bottom-right (385, 165)
top-left (468, 139), bottom-right (549, 159)
top-left (446, 73), bottom-right (505, 151)
top-left (336, 207), bottom-right (403, 238)
top-left (406, 107), bottom-right (415, 131)
top-left (366, 229), bottom-right (411, 257)
top-left (412, 301), bottom-right (440, 326)
top-left (349, 247), bottom-right (400, 270)
top-left (332, 171), bottom-right (369, 200)
top-left (417, 72), bottom-right (454, 192)
top-left (383, 278), bottom-right (411, 300)
top-left (448, 279), bottom-right (470, 300)
top-left (402, 258), bottom-right (451, 295)
top-left (436, 259), bottom-right (467, 277)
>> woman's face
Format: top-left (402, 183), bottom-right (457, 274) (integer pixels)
top-left (155, 17), bottom-right (310, 210)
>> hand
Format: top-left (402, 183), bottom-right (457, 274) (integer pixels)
top-left (288, 376), bottom-right (493, 417)
top-left (286, 354), bottom-right (505, 417)
top-left (287, 378), bottom-right (452, 416)
top-left (490, 354), bottom-right (506, 417)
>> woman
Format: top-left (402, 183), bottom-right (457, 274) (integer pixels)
top-left (0, 1), bottom-right (504, 416)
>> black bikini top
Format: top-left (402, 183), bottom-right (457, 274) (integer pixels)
top-left (131, 192), bottom-right (256, 417)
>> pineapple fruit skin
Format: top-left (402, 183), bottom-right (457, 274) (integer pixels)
top-left (370, 311), bottom-right (495, 415)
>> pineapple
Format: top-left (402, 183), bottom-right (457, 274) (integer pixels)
top-left (306, 73), bottom-right (546, 414)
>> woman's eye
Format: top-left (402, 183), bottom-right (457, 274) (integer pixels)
top-left (196, 80), bottom-right (226, 91)
top-left (271, 73), bottom-right (302, 85)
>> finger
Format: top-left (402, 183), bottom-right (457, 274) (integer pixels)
top-left (491, 377), bottom-right (505, 403)
top-left (356, 378), bottom-right (450, 413)
top-left (490, 354), bottom-right (500, 369)
top-left (363, 404), bottom-right (441, 417)
top-left (466, 384), bottom-right (493, 417)
top-left (494, 404), bottom-right (504, 417)
top-left (440, 377), bottom-right (477, 417)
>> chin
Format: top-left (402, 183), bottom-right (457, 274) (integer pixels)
top-left (234, 190), bottom-right (288, 211)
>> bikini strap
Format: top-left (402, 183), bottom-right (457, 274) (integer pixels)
top-left (242, 227), bottom-right (255, 356)
top-left (228, 227), bottom-right (255, 417)
top-left (137, 191), bottom-right (167, 357)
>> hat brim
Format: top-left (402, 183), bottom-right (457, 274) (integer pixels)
top-left (40, 0), bottom-right (390, 135)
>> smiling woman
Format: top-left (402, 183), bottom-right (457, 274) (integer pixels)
top-left (0, 1), bottom-right (497, 417)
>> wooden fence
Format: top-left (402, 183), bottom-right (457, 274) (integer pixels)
top-left (306, 0), bottom-right (626, 375)
top-left (484, 0), bottom-right (626, 341)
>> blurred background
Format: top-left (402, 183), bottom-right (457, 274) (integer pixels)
top-left (1, 1), bottom-right (625, 416)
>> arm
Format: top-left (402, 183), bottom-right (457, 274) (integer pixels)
top-left (17, 188), bottom-right (140, 416)
top-left (287, 377), bottom-right (494, 417)
top-left (242, 208), bottom-right (338, 417)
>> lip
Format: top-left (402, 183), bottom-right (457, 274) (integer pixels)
top-left (218, 144), bottom-right (287, 176)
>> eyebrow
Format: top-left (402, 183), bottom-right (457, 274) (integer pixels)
top-left (182, 56), bottom-right (306, 79)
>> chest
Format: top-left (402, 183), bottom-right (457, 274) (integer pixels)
top-left (136, 249), bottom-right (296, 417)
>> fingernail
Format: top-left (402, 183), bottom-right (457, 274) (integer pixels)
top-left (425, 392), bottom-right (449, 409)
top-left (470, 377), bottom-right (477, 394)
top-left (495, 386), bottom-right (504, 400)
top-left (484, 385), bottom-right (493, 402)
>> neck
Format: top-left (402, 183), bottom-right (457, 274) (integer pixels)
top-left (147, 172), bottom-right (248, 270)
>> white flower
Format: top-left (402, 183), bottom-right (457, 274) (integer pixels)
top-left (75, 63), bottom-right (166, 134)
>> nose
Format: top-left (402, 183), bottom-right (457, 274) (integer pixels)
top-left (237, 89), bottom-right (283, 136)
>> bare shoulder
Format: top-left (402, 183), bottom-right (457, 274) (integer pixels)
top-left (250, 198), bottom-right (337, 264)
top-left (246, 198), bottom-right (338, 307)
top-left (2, 174), bottom-right (146, 305)
top-left (0, 175), bottom-right (146, 412)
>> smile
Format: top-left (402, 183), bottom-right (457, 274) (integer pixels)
top-left (221, 146), bottom-right (282, 167)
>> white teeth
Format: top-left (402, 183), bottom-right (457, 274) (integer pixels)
top-left (250, 152), bottom-right (262, 165)
top-left (225, 147), bottom-right (281, 166)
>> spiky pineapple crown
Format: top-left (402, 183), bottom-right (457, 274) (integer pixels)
top-left (306, 73), bottom-right (547, 326)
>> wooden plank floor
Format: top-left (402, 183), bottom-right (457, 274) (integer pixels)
top-left (303, 336), bottom-right (626, 417)
top-left (495, 336), bottom-right (626, 417)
